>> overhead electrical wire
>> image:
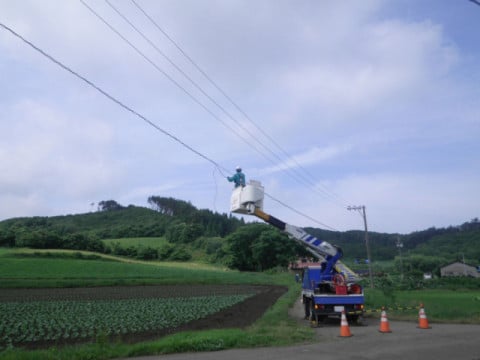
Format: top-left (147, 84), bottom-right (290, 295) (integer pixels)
top-left (79, 0), bottom-right (272, 166)
top-left (89, 0), bottom-right (341, 206)
top-left (0, 22), bottom-right (229, 178)
top-left (0, 20), bottom-right (339, 230)
top-left (80, 0), bottom-right (344, 231)
top-left (264, 193), bottom-right (338, 231)
top-left (90, 0), bottom-right (341, 203)
top-left (84, 0), bottom-right (348, 229)
top-left (88, 0), bottom-right (346, 228)
top-left (0, 22), bottom-right (333, 229)
top-left (129, 0), bottom-right (350, 209)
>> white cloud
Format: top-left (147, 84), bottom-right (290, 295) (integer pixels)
top-left (279, 17), bottom-right (459, 130)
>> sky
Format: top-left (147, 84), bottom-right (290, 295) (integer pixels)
top-left (0, 0), bottom-right (479, 234)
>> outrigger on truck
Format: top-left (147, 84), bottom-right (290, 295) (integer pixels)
top-left (230, 180), bottom-right (365, 324)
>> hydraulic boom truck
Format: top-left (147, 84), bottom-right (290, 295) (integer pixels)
top-left (230, 180), bottom-right (365, 324)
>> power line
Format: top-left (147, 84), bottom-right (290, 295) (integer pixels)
top-left (80, 0), bottom-right (271, 163)
top-left (129, 0), bottom-right (350, 209)
top-left (94, 1), bottom-right (348, 228)
top-left (265, 192), bottom-right (338, 231)
top-left (97, 0), bottom-right (346, 228)
top-left (0, 21), bottom-right (229, 178)
top-left (101, 0), bottom-right (344, 205)
top-left (81, 0), bottom-right (294, 174)
top-left (0, 20), bottom-right (339, 231)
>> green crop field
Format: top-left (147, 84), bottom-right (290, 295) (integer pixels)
top-left (0, 294), bottom-right (252, 347)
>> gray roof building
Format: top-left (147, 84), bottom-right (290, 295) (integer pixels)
top-left (440, 262), bottom-right (480, 278)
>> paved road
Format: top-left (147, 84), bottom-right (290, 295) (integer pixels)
top-left (119, 299), bottom-right (480, 360)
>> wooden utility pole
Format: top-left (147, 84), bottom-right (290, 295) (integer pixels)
top-left (396, 236), bottom-right (404, 281)
top-left (348, 205), bottom-right (374, 288)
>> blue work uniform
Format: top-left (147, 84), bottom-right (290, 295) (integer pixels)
top-left (228, 171), bottom-right (245, 188)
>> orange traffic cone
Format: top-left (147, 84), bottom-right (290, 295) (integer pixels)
top-left (378, 307), bottom-right (392, 333)
top-left (339, 310), bottom-right (352, 337)
top-left (417, 303), bottom-right (431, 329)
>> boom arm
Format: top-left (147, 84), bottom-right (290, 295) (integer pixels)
top-left (253, 208), bottom-right (341, 260)
top-left (230, 181), bottom-right (358, 282)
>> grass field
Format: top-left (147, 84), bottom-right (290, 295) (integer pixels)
top-left (364, 288), bottom-right (480, 323)
top-left (0, 248), bottom-right (272, 287)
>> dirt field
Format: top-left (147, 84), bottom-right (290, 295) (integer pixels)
top-left (0, 285), bottom-right (287, 349)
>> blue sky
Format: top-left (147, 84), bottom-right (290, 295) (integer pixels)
top-left (0, 0), bottom-right (479, 234)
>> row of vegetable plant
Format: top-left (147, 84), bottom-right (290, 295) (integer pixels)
top-left (0, 294), bottom-right (252, 348)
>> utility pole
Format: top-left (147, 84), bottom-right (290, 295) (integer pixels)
top-left (396, 236), bottom-right (404, 281)
top-left (348, 205), bottom-right (374, 288)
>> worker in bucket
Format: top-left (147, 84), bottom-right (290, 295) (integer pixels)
top-left (227, 166), bottom-right (246, 188)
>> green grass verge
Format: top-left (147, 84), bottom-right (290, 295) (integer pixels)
top-left (365, 288), bottom-right (480, 323)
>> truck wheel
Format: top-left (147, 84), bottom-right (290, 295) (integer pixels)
top-left (303, 297), bottom-right (310, 319)
top-left (308, 300), bottom-right (317, 323)
top-left (350, 315), bottom-right (365, 326)
top-left (348, 315), bottom-right (359, 325)
top-left (317, 315), bottom-right (327, 323)
top-left (307, 301), bottom-right (319, 327)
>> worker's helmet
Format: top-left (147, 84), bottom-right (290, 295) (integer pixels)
top-left (236, 166), bottom-right (242, 172)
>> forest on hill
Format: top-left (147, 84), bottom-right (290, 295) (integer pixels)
top-left (0, 197), bottom-right (479, 273)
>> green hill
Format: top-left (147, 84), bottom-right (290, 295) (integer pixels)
top-left (0, 198), bottom-right (244, 262)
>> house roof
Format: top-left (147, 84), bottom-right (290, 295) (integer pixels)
top-left (441, 261), bottom-right (477, 269)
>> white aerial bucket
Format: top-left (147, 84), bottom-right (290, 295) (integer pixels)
top-left (230, 180), bottom-right (264, 214)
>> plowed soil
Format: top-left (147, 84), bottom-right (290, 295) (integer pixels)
top-left (1, 285), bottom-right (287, 349)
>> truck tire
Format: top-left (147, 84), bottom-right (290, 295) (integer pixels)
top-left (348, 314), bottom-right (364, 326)
top-left (308, 299), bottom-right (316, 323)
top-left (303, 297), bottom-right (310, 319)
top-left (317, 314), bottom-right (327, 323)
top-left (347, 314), bottom-right (357, 322)
top-left (310, 307), bottom-right (320, 327)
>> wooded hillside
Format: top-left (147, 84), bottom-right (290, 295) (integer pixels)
top-left (0, 198), bottom-right (478, 269)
